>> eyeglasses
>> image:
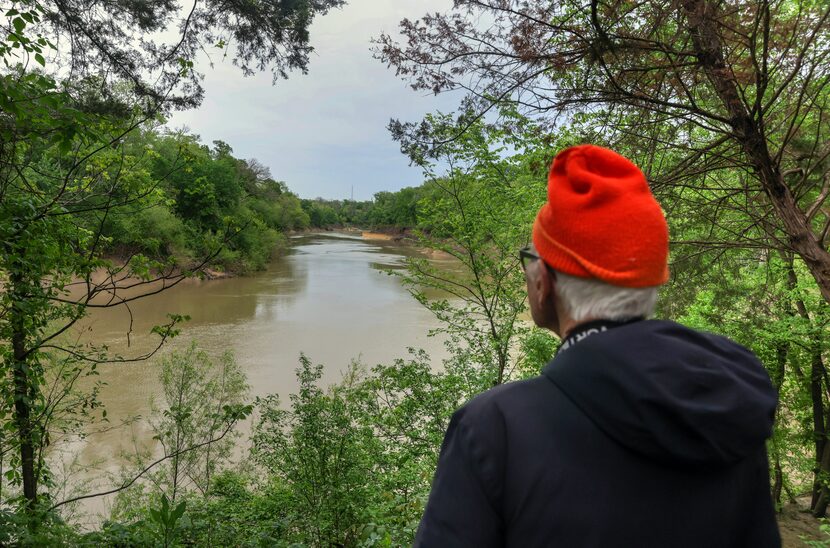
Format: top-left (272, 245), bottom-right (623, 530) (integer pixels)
top-left (519, 246), bottom-right (542, 271)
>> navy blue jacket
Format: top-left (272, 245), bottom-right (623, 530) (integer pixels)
top-left (415, 320), bottom-right (780, 547)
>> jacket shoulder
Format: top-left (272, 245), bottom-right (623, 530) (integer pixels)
top-left (458, 376), bottom-right (552, 419)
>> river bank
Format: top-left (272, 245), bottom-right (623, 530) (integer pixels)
top-left (97, 228), bottom-right (418, 291)
top-left (291, 225), bottom-right (414, 240)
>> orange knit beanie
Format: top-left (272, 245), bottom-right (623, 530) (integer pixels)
top-left (532, 145), bottom-right (669, 287)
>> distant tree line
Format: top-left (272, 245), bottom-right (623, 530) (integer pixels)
top-left (302, 182), bottom-right (490, 232)
top-left (300, 186), bottom-right (420, 230)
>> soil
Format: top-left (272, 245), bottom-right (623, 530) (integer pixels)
top-left (779, 502), bottom-right (826, 546)
top-left (360, 231), bottom-right (396, 240)
top-left (201, 267), bottom-right (234, 280)
top-left (352, 225), bottom-right (413, 240)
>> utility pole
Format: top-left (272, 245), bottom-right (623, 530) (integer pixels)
top-left (351, 185), bottom-right (354, 201)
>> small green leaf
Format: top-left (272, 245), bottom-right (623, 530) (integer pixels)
top-left (13, 17), bottom-right (25, 33)
top-left (172, 500), bottom-right (186, 521)
top-left (34, 53), bottom-right (44, 66)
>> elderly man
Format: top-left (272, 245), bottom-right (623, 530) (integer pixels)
top-left (414, 145), bottom-right (780, 547)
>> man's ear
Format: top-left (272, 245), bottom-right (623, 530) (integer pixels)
top-left (536, 265), bottom-right (561, 334)
top-left (536, 263), bottom-right (556, 304)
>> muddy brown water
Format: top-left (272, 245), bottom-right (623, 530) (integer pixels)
top-left (57, 232), bottom-right (455, 523)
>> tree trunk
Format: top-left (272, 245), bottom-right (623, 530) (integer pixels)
top-left (771, 340), bottom-right (787, 507)
top-left (782, 263), bottom-right (829, 513)
top-left (810, 345), bottom-right (830, 517)
top-left (811, 346), bottom-right (827, 511)
top-left (681, 0), bottom-right (830, 306)
top-left (772, 457), bottom-right (783, 507)
top-left (815, 422), bottom-right (830, 517)
top-left (10, 272), bottom-right (37, 508)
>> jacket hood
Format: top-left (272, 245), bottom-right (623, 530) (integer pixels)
top-left (543, 320), bottom-right (778, 467)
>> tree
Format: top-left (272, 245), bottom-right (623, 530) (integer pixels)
top-left (369, 187), bottom-right (420, 227)
top-left (5, 0), bottom-right (345, 114)
top-left (0, 0), bottom-right (344, 515)
top-left (0, 69), bottom-right (201, 511)
top-left (58, 346), bottom-right (251, 546)
top-left (355, 348), bottom-right (481, 543)
top-left (301, 199), bottom-right (341, 227)
top-left (396, 112), bottom-right (556, 386)
top-left (148, 343), bottom-right (248, 502)
top-left (376, 0), bottom-right (830, 306)
top-left (251, 356), bottom-right (379, 546)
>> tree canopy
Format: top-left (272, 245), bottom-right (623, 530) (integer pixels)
top-left (2, 0), bottom-right (344, 113)
top-left (377, 0), bottom-right (830, 305)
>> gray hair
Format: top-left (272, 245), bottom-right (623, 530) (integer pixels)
top-left (554, 270), bottom-right (659, 323)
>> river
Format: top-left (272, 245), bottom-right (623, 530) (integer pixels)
top-left (60, 232), bottom-right (454, 522)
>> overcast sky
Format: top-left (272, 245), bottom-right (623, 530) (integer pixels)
top-left (166, 1), bottom-right (458, 201)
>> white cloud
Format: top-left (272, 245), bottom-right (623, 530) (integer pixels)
top-left (167, 0), bottom-right (458, 201)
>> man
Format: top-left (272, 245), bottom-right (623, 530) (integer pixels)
top-left (414, 145), bottom-right (780, 547)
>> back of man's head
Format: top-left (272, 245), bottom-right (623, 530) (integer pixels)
top-left (554, 271), bottom-right (658, 322)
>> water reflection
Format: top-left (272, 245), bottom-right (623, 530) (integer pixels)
top-left (66, 232), bottom-right (452, 514)
top-left (81, 241), bottom-right (306, 342)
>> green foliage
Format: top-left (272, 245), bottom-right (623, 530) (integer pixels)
top-left (0, 55), bottom-right (186, 512)
top-left (251, 356), bottom-right (380, 546)
top-left (147, 494), bottom-right (187, 548)
top-left (298, 194), bottom-right (417, 230)
top-left (80, 519), bottom-right (156, 546)
top-left (368, 188), bottom-right (420, 227)
top-left (176, 471), bottom-right (290, 547)
top-left (109, 343), bottom-right (249, 520)
top-left (803, 520), bottom-right (830, 548)
top-left (356, 349), bottom-right (472, 542)
top-left (129, 131), bottom-right (306, 273)
top-left (514, 328), bottom-right (560, 379)
top-left (0, 505), bottom-right (80, 547)
top-left (249, 194), bottom-right (310, 231)
top-left (105, 203), bottom-right (190, 259)
top-left (394, 111), bottom-right (557, 385)
top-left (27, 122), bottom-right (319, 274)
top-left (241, 350), bottom-right (473, 546)
top-left (301, 199), bottom-right (343, 227)
top-left (93, 345), bottom-right (251, 545)
top-left (96, 350), bottom-right (466, 546)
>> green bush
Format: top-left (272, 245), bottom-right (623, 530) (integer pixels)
top-left (105, 203), bottom-right (191, 260)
